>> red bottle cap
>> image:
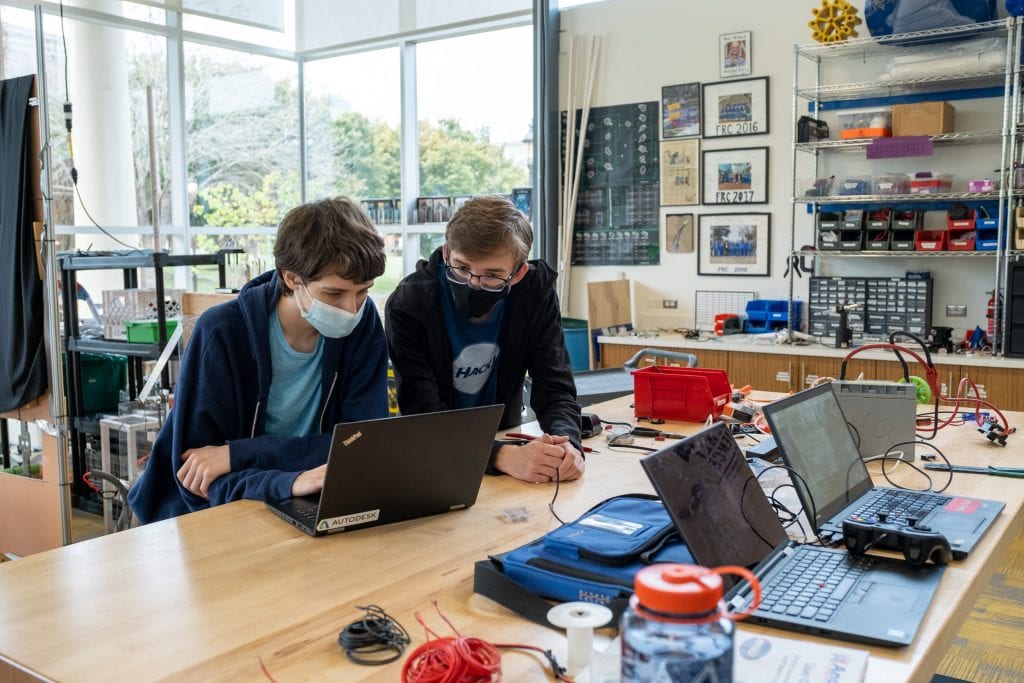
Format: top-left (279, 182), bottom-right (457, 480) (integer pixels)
top-left (634, 564), bottom-right (722, 614)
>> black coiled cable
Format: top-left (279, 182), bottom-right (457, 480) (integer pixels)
top-left (338, 604), bottom-right (411, 665)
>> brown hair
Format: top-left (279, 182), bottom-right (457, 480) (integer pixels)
top-left (274, 197), bottom-right (385, 296)
top-left (445, 195), bottom-right (532, 264)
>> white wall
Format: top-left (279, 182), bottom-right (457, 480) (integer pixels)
top-left (558, 0), bottom-right (1008, 339)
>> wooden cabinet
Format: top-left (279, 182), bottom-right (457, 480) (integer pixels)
top-left (955, 364), bottom-right (1023, 412)
top-left (598, 343), bottom-right (728, 370)
top-left (798, 354), bottom-right (875, 390)
top-left (727, 352), bottom-right (795, 392)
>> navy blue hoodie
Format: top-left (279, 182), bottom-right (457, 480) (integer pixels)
top-left (127, 271), bottom-right (389, 523)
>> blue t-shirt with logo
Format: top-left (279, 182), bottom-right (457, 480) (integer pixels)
top-left (439, 271), bottom-right (505, 409)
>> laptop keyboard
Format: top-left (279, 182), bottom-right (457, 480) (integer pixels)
top-left (294, 505), bottom-right (318, 522)
top-left (847, 489), bottom-right (950, 525)
top-left (758, 548), bottom-right (873, 623)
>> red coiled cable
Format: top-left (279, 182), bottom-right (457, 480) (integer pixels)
top-left (402, 603), bottom-right (501, 683)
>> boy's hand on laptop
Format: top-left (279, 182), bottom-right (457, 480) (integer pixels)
top-left (292, 464), bottom-right (326, 497)
top-left (178, 445), bottom-right (231, 498)
top-left (495, 434), bottom-right (577, 484)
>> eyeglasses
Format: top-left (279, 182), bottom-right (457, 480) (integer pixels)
top-left (444, 262), bottom-right (516, 292)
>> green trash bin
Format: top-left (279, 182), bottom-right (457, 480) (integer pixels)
top-left (63, 352), bottom-right (128, 414)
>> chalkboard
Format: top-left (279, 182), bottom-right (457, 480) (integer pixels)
top-left (562, 102), bottom-right (660, 266)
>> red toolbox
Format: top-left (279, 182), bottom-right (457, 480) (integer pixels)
top-left (632, 366), bottom-right (732, 423)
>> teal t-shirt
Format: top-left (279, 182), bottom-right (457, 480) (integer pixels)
top-left (264, 307), bottom-right (324, 437)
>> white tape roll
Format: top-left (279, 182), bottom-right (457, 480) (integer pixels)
top-left (547, 601), bottom-right (614, 676)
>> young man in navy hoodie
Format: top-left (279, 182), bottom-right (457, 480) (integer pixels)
top-left (128, 198), bottom-right (389, 524)
top-left (385, 195), bottom-right (584, 484)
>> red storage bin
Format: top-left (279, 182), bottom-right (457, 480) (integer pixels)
top-left (915, 230), bottom-right (948, 251)
top-left (632, 366), bottom-right (732, 423)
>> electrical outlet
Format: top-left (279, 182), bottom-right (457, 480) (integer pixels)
top-left (946, 304), bottom-right (967, 317)
top-left (663, 299), bottom-right (678, 309)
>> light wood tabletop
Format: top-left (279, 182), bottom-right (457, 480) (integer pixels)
top-left (0, 394), bottom-right (1021, 682)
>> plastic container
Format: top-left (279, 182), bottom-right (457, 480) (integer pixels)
top-left (976, 217), bottom-right (1000, 251)
top-left (562, 318), bottom-right (590, 372)
top-left (797, 177), bottom-right (835, 197)
top-left (632, 367), bottom-right (732, 423)
top-left (124, 319), bottom-right (179, 343)
top-left (874, 172), bottom-right (910, 195)
top-left (915, 230), bottom-right (948, 251)
top-left (621, 564), bottom-right (760, 683)
top-left (63, 352), bottom-right (128, 414)
top-left (909, 173), bottom-right (952, 194)
top-left (837, 107), bottom-right (892, 139)
top-left (838, 176), bottom-right (873, 196)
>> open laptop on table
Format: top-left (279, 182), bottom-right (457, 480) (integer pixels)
top-left (642, 421), bottom-right (944, 647)
top-left (762, 383), bottom-right (1003, 559)
top-left (266, 405), bottom-right (504, 536)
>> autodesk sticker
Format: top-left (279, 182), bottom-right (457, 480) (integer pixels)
top-left (316, 509), bottom-right (380, 532)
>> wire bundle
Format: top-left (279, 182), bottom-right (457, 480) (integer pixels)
top-left (401, 602), bottom-right (571, 682)
top-left (338, 605), bottom-right (411, 666)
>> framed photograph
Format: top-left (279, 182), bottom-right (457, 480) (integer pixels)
top-left (665, 213), bottom-right (694, 253)
top-left (661, 82), bottom-right (701, 139)
top-left (698, 213), bottom-right (770, 276)
top-left (511, 187), bottom-right (533, 216)
top-left (720, 31), bottom-right (751, 78)
top-left (702, 77), bottom-right (769, 138)
top-left (416, 197), bottom-right (432, 224)
top-left (660, 138), bottom-right (700, 206)
top-left (432, 196), bottom-right (452, 223)
top-left (702, 147), bottom-right (768, 205)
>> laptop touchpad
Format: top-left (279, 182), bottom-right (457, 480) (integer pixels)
top-left (928, 512), bottom-right (984, 533)
top-left (860, 582), bottom-right (921, 612)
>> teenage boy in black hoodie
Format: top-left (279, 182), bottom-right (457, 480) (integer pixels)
top-left (385, 195), bottom-right (583, 484)
top-left (129, 198), bottom-right (389, 523)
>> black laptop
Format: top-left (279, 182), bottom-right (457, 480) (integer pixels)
top-left (642, 422), bottom-right (944, 647)
top-left (265, 405), bottom-right (504, 536)
top-left (763, 383), bottom-right (1003, 559)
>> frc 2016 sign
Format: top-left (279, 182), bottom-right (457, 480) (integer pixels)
top-left (702, 77), bottom-right (768, 139)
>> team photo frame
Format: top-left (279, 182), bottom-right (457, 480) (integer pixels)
top-left (702, 146), bottom-right (768, 205)
top-left (661, 82), bottom-right (701, 139)
top-left (702, 77), bottom-right (769, 138)
top-left (698, 212), bottom-right (771, 277)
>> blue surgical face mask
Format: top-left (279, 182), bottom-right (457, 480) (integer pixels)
top-left (295, 283), bottom-right (365, 338)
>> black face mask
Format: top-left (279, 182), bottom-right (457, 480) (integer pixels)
top-left (450, 281), bottom-right (509, 319)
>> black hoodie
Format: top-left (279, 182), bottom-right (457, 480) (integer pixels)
top-left (385, 247), bottom-right (582, 470)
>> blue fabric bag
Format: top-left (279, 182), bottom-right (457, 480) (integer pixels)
top-left (473, 494), bottom-right (692, 627)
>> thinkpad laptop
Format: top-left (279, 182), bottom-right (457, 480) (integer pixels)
top-left (642, 422), bottom-right (944, 647)
top-left (266, 405), bottom-right (503, 536)
top-left (763, 383), bottom-right (1003, 559)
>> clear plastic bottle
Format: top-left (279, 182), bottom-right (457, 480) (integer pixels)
top-left (621, 563), bottom-right (760, 683)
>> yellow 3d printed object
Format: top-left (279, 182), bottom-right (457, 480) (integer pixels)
top-left (810, 0), bottom-right (862, 43)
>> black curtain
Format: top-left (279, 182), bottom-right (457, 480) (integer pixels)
top-left (0, 75), bottom-right (47, 413)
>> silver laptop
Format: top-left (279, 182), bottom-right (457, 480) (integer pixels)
top-left (763, 383), bottom-right (1003, 559)
top-left (266, 405), bottom-right (503, 536)
top-left (642, 422), bottom-right (944, 647)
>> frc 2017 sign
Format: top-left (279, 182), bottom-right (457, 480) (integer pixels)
top-left (702, 77), bottom-right (769, 140)
top-left (702, 147), bottom-right (768, 205)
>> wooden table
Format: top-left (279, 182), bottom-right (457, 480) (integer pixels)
top-left (1, 396), bottom-right (1022, 682)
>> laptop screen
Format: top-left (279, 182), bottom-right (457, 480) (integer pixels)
top-left (641, 422), bottom-right (787, 575)
top-left (762, 383), bottom-right (874, 526)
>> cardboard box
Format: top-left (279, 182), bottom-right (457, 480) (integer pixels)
top-left (893, 101), bottom-right (955, 136)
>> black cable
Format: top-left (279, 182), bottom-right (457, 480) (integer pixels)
top-left (59, 0), bottom-right (70, 99)
top-left (338, 605), bottom-right (410, 666)
top-left (72, 183), bottom-right (143, 252)
top-left (548, 468), bottom-right (565, 524)
top-left (876, 440), bottom-right (954, 494)
top-left (599, 419), bottom-right (634, 427)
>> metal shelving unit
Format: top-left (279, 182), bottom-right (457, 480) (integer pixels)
top-left (59, 250), bottom-right (231, 503)
top-left (788, 17), bottom-right (1022, 353)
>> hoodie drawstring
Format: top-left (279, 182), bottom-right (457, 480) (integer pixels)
top-left (319, 372), bottom-right (339, 432)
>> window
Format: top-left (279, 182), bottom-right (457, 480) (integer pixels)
top-left (415, 25), bottom-right (532, 199)
top-left (185, 42), bottom-right (299, 288)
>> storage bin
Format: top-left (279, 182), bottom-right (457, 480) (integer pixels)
top-left (874, 173), bottom-right (910, 195)
top-left (562, 318), bottom-right (590, 372)
top-left (976, 218), bottom-right (1000, 251)
top-left (909, 173), bottom-right (952, 194)
top-left (947, 230), bottom-right (976, 251)
top-left (124, 319), bottom-right (180, 344)
top-left (915, 230), bottom-right (948, 251)
top-left (102, 288), bottom-right (184, 340)
top-left (632, 367), bottom-right (732, 423)
top-left (63, 352), bottom-right (127, 414)
top-left (838, 176), bottom-right (873, 196)
top-left (838, 108), bottom-right (892, 139)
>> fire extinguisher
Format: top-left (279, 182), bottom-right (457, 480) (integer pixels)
top-left (987, 291), bottom-right (1002, 338)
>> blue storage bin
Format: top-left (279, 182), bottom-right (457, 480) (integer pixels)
top-left (976, 218), bottom-right (1000, 251)
top-left (562, 318), bottom-right (590, 372)
top-left (744, 300), bottom-right (802, 333)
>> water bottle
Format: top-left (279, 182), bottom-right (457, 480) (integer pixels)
top-left (621, 563), bottom-right (761, 683)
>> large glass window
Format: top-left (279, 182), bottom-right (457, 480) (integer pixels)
top-left (416, 26), bottom-right (532, 201)
top-left (185, 42), bottom-right (299, 286)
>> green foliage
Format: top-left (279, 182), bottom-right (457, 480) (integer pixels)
top-left (419, 118), bottom-right (527, 196)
